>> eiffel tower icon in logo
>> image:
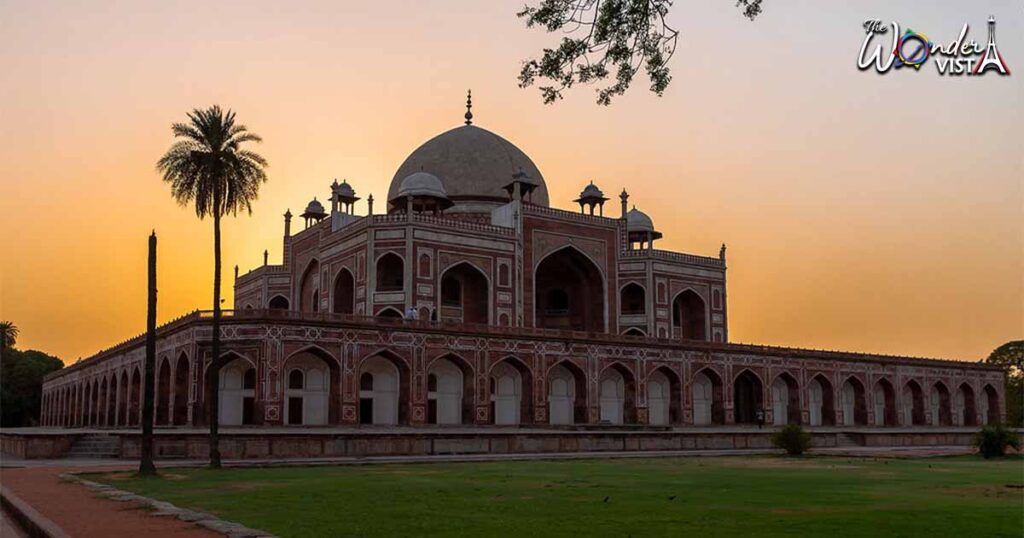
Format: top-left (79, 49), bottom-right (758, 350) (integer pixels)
top-left (972, 16), bottom-right (1010, 75)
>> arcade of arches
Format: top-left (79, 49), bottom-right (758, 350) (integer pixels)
top-left (40, 350), bottom-right (1005, 430)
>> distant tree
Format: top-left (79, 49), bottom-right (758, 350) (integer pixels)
top-left (0, 321), bottom-right (18, 352)
top-left (1, 348), bottom-right (63, 427)
top-left (157, 105), bottom-right (268, 468)
top-left (986, 341), bottom-right (1023, 426)
top-left (518, 0), bottom-right (765, 104)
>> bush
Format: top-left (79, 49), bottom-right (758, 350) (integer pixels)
top-left (772, 423), bottom-right (812, 455)
top-left (974, 425), bottom-right (1021, 458)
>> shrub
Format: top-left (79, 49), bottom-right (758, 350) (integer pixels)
top-left (974, 424), bottom-right (1021, 459)
top-left (772, 423), bottom-right (812, 455)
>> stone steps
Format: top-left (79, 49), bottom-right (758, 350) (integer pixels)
top-left (836, 432), bottom-right (861, 447)
top-left (67, 434), bottom-right (120, 459)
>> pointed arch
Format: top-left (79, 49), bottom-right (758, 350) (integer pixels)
top-left (902, 379), bottom-right (925, 426)
top-left (546, 360), bottom-right (588, 425)
top-left (375, 306), bottom-right (404, 319)
top-left (671, 289), bottom-right (707, 341)
top-left (771, 372), bottom-right (801, 425)
top-left (647, 366), bottom-right (681, 425)
top-left (930, 381), bottom-right (952, 426)
top-left (298, 258), bottom-right (321, 313)
top-left (375, 252), bottom-right (404, 292)
top-left (156, 356), bottom-right (172, 425)
top-left (331, 267), bottom-right (355, 314)
top-left (268, 294), bottom-right (290, 310)
top-left (619, 282), bottom-right (646, 316)
top-left (733, 369), bottom-right (764, 424)
top-left (427, 353), bottom-right (475, 425)
top-left (118, 370), bottom-right (129, 427)
top-left (98, 376), bottom-right (109, 427)
top-left (534, 245), bottom-right (606, 332)
top-left (873, 377), bottom-right (897, 426)
top-left (692, 367), bottom-right (725, 425)
top-left (215, 352), bottom-right (258, 426)
top-left (599, 362), bottom-right (638, 424)
top-left (284, 346), bottom-right (339, 425)
top-left (173, 352), bottom-right (190, 425)
top-left (129, 366), bottom-right (142, 426)
top-left (358, 349), bottom-right (411, 425)
top-left (489, 356), bottom-right (534, 425)
top-left (439, 261), bottom-right (490, 325)
top-left (981, 384), bottom-right (1000, 424)
top-left (840, 375), bottom-right (868, 426)
top-left (956, 382), bottom-right (977, 427)
top-left (807, 374), bottom-right (836, 426)
top-left (622, 327), bottom-right (646, 336)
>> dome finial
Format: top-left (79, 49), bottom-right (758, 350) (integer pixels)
top-left (464, 89), bottom-right (473, 125)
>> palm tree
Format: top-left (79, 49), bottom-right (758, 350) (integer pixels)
top-left (1, 321), bottom-right (17, 365)
top-left (0, 321), bottom-right (18, 355)
top-left (157, 106), bottom-right (267, 467)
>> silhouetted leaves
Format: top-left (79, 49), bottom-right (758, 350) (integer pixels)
top-left (518, 0), bottom-right (764, 104)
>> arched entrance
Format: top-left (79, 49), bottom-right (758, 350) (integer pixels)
top-left (599, 364), bottom-right (636, 424)
top-left (218, 356), bottom-right (256, 426)
top-left (376, 307), bottom-right (403, 319)
top-left (283, 352), bottom-right (333, 425)
top-left (439, 262), bottom-right (489, 324)
top-left (172, 355), bottom-right (189, 425)
top-left (692, 369), bottom-right (724, 425)
top-left (955, 383), bottom-right (976, 426)
top-left (648, 368), bottom-right (681, 425)
top-left (268, 295), bottom-right (290, 310)
top-left (534, 247), bottom-right (605, 332)
top-left (299, 260), bottom-right (320, 313)
top-left (156, 358), bottom-right (171, 425)
top-left (129, 368), bottom-right (141, 426)
top-left (902, 380), bottom-right (925, 426)
top-left (547, 362), bottom-right (587, 425)
top-left (873, 379), bottom-right (897, 426)
top-left (672, 290), bottom-right (707, 341)
top-left (118, 371), bottom-right (128, 427)
top-left (333, 269), bottom-right (355, 314)
top-left (427, 356), bottom-right (472, 425)
top-left (376, 253), bottom-right (404, 292)
top-left (90, 379), bottom-right (99, 425)
top-left (733, 370), bottom-right (763, 425)
top-left (490, 358), bottom-right (533, 425)
top-left (97, 377), bottom-right (108, 427)
top-left (620, 283), bottom-right (645, 316)
top-left (771, 373), bottom-right (801, 425)
top-left (104, 376), bottom-right (115, 426)
top-left (359, 353), bottom-right (409, 425)
top-left (808, 375), bottom-right (836, 426)
top-left (930, 382), bottom-right (952, 426)
top-left (981, 384), bottom-right (999, 425)
top-left (840, 377), bottom-right (868, 426)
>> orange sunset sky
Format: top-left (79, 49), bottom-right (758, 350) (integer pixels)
top-left (1, 1), bottom-right (1021, 364)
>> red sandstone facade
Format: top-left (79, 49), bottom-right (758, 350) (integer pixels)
top-left (39, 114), bottom-right (1005, 432)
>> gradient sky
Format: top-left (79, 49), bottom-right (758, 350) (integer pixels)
top-left (1, 1), bottom-right (1021, 364)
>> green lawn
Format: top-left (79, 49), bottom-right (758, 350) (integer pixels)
top-left (91, 455), bottom-right (1023, 537)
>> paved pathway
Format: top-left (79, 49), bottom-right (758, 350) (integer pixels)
top-left (1, 465), bottom-right (217, 537)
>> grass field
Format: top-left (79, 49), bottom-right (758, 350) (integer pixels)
top-left (90, 455), bottom-right (1023, 537)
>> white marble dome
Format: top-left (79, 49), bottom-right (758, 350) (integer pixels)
top-left (394, 171), bottom-right (449, 200)
top-left (388, 125), bottom-right (549, 208)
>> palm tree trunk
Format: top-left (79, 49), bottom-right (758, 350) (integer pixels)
top-left (140, 232), bottom-right (158, 476)
top-left (208, 211), bottom-right (223, 468)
